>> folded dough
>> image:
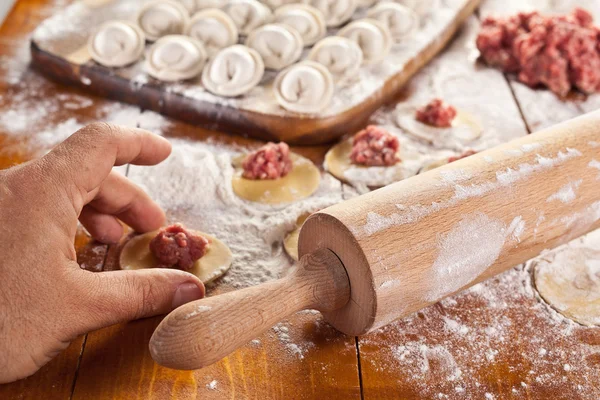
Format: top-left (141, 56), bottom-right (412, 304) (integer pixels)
top-left (367, 2), bottom-right (419, 42)
top-left (273, 4), bottom-right (326, 46)
top-left (202, 45), bottom-right (265, 96)
top-left (176, 0), bottom-right (223, 14)
top-left (145, 35), bottom-right (207, 82)
top-left (222, 0), bottom-right (272, 35)
top-left (274, 60), bottom-right (334, 114)
top-left (337, 18), bottom-right (392, 64)
top-left (137, 0), bottom-right (190, 41)
top-left (308, 36), bottom-right (363, 84)
top-left (185, 8), bottom-right (238, 56)
top-left (246, 23), bottom-right (303, 70)
top-left (88, 20), bottom-right (146, 67)
top-left (261, 0), bottom-right (297, 9)
top-left (302, 0), bottom-right (357, 27)
top-left (357, 0), bottom-right (378, 7)
top-left (391, 0), bottom-right (440, 17)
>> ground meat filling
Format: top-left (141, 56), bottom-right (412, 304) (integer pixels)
top-left (448, 149), bottom-right (477, 163)
top-left (149, 224), bottom-right (210, 270)
top-left (350, 125), bottom-right (400, 167)
top-left (242, 142), bottom-right (293, 180)
top-left (477, 8), bottom-right (600, 96)
top-left (415, 99), bottom-right (458, 128)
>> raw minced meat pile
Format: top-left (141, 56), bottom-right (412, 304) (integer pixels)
top-left (242, 142), bottom-right (293, 180)
top-left (477, 8), bottom-right (600, 96)
top-left (415, 98), bottom-right (458, 127)
top-left (149, 224), bottom-right (210, 270)
top-left (350, 125), bottom-right (400, 167)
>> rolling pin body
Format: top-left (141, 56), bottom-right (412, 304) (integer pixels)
top-left (151, 111), bottom-right (600, 369)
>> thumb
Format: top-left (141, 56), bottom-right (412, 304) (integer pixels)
top-left (75, 268), bottom-right (205, 332)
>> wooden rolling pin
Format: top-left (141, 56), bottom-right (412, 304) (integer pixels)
top-left (150, 110), bottom-right (600, 370)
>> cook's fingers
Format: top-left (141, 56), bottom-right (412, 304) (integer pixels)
top-left (79, 206), bottom-right (124, 244)
top-left (87, 171), bottom-right (166, 234)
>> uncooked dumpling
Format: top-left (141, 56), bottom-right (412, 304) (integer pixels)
top-left (273, 4), bottom-right (326, 46)
top-left (308, 36), bottom-right (363, 84)
top-left (367, 2), bottom-right (419, 41)
top-left (137, 0), bottom-right (190, 41)
top-left (357, 0), bottom-right (378, 7)
top-left (274, 61), bottom-right (334, 114)
top-left (246, 23), bottom-right (303, 70)
top-left (337, 18), bottom-right (392, 64)
top-left (176, 0), bottom-right (223, 13)
top-left (222, 0), bottom-right (272, 35)
top-left (202, 45), bottom-right (265, 97)
top-left (146, 35), bottom-right (207, 82)
top-left (302, 0), bottom-right (357, 27)
top-left (261, 0), bottom-right (296, 9)
top-left (88, 20), bottom-right (146, 67)
top-left (391, 0), bottom-right (440, 17)
top-left (185, 8), bottom-right (238, 56)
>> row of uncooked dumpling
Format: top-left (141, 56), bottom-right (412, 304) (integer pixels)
top-left (87, 0), bottom-right (424, 113)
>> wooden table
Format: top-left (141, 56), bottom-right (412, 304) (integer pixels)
top-left (0, 0), bottom-right (599, 399)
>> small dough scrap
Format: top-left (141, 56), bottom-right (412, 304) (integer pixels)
top-left (88, 20), bottom-right (146, 67)
top-left (120, 230), bottom-right (233, 284)
top-left (202, 45), bottom-right (265, 97)
top-left (185, 9), bottom-right (238, 56)
top-left (367, 2), bottom-right (419, 42)
top-left (283, 213), bottom-right (310, 261)
top-left (137, 0), bottom-right (190, 41)
top-left (395, 104), bottom-right (483, 149)
top-left (274, 61), bottom-right (334, 114)
top-left (232, 153), bottom-right (321, 204)
top-left (146, 35), bottom-right (207, 82)
top-left (308, 36), bottom-right (363, 84)
top-left (246, 23), bottom-right (303, 70)
top-left (302, 0), bottom-right (357, 27)
top-left (325, 138), bottom-right (419, 188)
top-left (274, 4), bottom-right (326, 46)
top-left (222, 0), bottom-right (272, 35)
top-left (534, 245), bottom-right (600, 326)
top-left (337, 18), bottom-right (392, 64)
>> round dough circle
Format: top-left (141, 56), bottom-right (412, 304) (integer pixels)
top-left (302, 0), bottom-right (357, 27)
top-left (308, 36), bottom-right (363, 84)
top-left (120, 230), bottom-right (233, 284)
top-left (145, 35), bottom-right (207, 82)
top-left (137, 0), bottom-right (190, 41)
top-left (222, 0), bottom-right (272, 35)
top-left (534, 245), bottom-right (600, 326)
top-left (367, 2), bottom-right (420, 42)
top-left (232, 152), bottom-right (321, 204)
top-left (337, 18), bottom-right (392, 64)
top-left (274, 4), bottom-right (326, 46)
top-left (88, 20), bottom-right (146, 67)
top-left (185, 8), bottom-right (239, 56)
top-left (395, 104), bottom-right (483, 149)
top-left (325, 138), bottom-right (418, 188)
top-left (283, 213), bottom-right (309, 261)
top-left (245, 23), bottom-right (303, 70)
top-left (202, 45), bottom-right (265, 97)
top-left (273, 61), bottom-right (334, 114)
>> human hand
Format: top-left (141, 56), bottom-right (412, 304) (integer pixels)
top-left (0, 123), bottom-right (205, 383)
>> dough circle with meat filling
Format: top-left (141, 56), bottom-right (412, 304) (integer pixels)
top-left (231, 153), bottom-right (321, 204)
top-left (283, 213), bottom-right (310, 261)
top-left (120, 230), bottom-right (233, 284)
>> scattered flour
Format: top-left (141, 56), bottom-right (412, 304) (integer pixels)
top-left (206, 380), bottom-right (217, 390)
top-left (546, 180), bottom-right (582, 204)
top-left (589, 159), bottom-right (600, 180)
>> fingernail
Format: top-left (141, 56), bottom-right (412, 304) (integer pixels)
top-left (172, 282), bottom-right (205, 309)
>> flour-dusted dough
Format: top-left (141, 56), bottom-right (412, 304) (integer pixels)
top-left (273, 61), bottom-right (334, 114)
top-left (245, 23), bottom-right (303, 70)
top-left (185, 8), bottom-right (238, 56)
top-left (357, 0), bottom-right (378, 7)
top-left (273, 4), bottom-right (326, 46)
top-left (337, 18), bottom-right (392, 65)
top-left (222, 0), bottom-right (272, 35)
top-left (534, 244), bottom-right (600, 326)
top-left (120, 230), bottom-right (233, 284)
top-left (302, 0), bottom-right (357, 27)
top-left (325, 138), bottom-right (420, 188)
top-left (391, 0), bottom-right (440, 17)
top-left (137, 0), bottom-right (190, 41)
top-left (395, 104), bottom-right (483, 150)
top-left (146, 35), bottom-right (207, 82)
top-left (283, 213), bottom-right (310, 261)
top-left (232, 153), bottom-right (321, 204)
top-left (88, 20), bottom-right (146, 67)
top-left (367, 2), bottom-right (419, 42)
top-left (177, 0), bottom-right (223, 14)
top-left (261, 0), bottom-right (296, 9)
top-left (202, 45), bottom-right (265, 97)
top-left (308, 36), bottom-right (363, 84)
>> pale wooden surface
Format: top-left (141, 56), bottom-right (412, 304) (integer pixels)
top-left (0, 0), bottom-right (599, 399)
